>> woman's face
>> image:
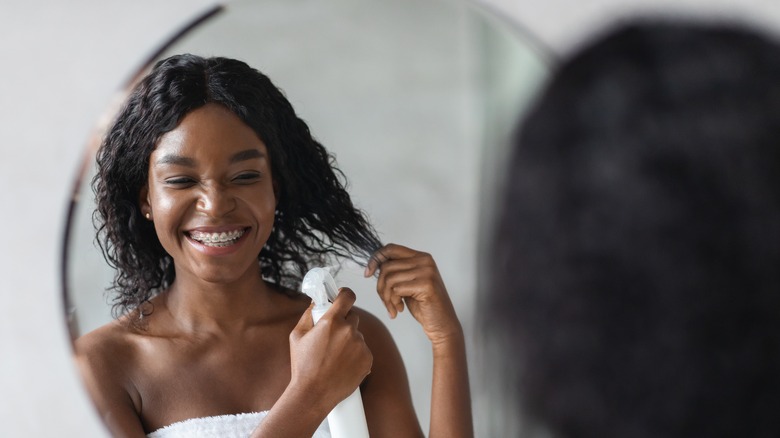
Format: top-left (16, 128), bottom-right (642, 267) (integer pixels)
top-left (140, 103), bottom-right (277, 285)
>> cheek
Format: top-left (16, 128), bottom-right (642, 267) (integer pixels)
top-left (251, 186), bottom-right (278, 228)
top-left (154, 195), bottom-right (179, 217)
top-left (149, 189), bottom-right (189, 233)
top-left (256, 195), bottom-right (278, 223)
top-left (254, 178), bottom-right (278, 208)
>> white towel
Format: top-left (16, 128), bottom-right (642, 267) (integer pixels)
top-left (147, 411), bottom-right (331, 438)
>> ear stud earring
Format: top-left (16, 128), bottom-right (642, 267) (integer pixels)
top-left (145, 212), bottom-right (151, 220)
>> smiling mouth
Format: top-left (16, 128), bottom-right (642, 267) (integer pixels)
top-left (188, 229), bottom-right (248, 247)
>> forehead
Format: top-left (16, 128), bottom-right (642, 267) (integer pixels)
top-left (153, 103), bottom-right (268, 160)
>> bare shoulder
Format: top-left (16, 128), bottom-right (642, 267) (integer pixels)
top-left (352, 307), bottom-right (424, 436)
top-left (74, 316), bottom-right (141, 397)
top-left (74, 317), bottom-right (147, 437)
top-left (74, 316), bottom-right (140, 367)
top-left (351, 307), bottom-right (398, 351)
top-left (349, 307), bottom-right (410, 378)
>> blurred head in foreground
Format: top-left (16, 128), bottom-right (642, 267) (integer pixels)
top-left (487, 19), bottom-right (780, 437)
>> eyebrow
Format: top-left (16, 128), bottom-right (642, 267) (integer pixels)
top-left (154, 149), bottom-right (266, 167)
top-left (155, 154), bottom-right (195, 167)
top-left (230, 148), bottom-right (265, 163)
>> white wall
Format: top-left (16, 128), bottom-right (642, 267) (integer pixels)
top-left (1, 0), bottom-right (778, 436)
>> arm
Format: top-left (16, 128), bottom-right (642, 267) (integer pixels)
top-left (74, 331), bottom-right (147, 438)
top-left (366, 243), bottom-right (474, 438)
top-left (251, 290), bottom-right (373, 438)
top-left (355, 308), bottom-right (425, 437)
top-left (429, 323), bottom-right (471, 437)
top-left (260, 292), bottom-right (426, 438)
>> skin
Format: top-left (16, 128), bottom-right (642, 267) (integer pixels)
top-left (74, 103), bottom-right (472, 437)
top-left (366, 244), bottom-right (473, 437)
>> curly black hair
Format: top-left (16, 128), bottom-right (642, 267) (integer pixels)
top-left (486, 20), bottom-right (780, 437)
top-left (94, 54), bottom-right (382, 318)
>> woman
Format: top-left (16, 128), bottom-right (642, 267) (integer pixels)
top-left (75, 54), bottom-right (472, 437)
top-left (485, 19), bottom-right (780, 438)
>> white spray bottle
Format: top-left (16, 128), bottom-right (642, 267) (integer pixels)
top-left (301, 267), bottom-right (371, 438)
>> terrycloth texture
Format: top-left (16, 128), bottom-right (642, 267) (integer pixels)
top-left (146, 411), bottom-right (331, 438)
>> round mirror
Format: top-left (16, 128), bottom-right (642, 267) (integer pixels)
top-left (63, 0), bottom-right (549, 434)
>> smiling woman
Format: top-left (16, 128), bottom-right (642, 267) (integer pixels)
top-left (75, 53), bottom-right (471, 437)
top-left (91, 55), bottom-right (382, 321)
top-left (63, 0), bottom-right (548, 436)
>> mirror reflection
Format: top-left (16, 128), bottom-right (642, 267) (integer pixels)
top-left (64, 0), bottom-right (548, 435)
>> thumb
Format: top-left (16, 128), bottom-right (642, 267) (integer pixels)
top-left (291, 301), bottom-right (315, 341)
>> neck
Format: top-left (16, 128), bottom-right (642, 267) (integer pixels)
top-left (161, 267), bottom-right (284, 335)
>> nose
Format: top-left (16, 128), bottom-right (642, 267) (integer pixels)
top-left (196, 183), bottom-right (236, 217)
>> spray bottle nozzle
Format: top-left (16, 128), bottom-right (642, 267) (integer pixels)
top-left (301, 267), bottom-right (339, 307)
top-left (322, 279), bottom-right (339, 302)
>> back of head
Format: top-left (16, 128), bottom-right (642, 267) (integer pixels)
top-left (487, 19), bottom-right (780, 437)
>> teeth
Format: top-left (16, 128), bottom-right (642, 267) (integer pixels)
top-left (190, 229), bottom-right (245, 246)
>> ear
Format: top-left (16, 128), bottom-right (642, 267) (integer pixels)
top-left (138, 184), bottom-right (151, 217)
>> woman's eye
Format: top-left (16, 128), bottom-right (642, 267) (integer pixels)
top-left (233, 172), bottom-right (261, 184)
top-left (165, 177), bottom-right (196, 187)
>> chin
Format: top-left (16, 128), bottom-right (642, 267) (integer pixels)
top-left (188, 261), bottom-right (262, 286)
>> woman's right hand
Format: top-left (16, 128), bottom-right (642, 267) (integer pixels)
top-left (251, 289), bottom-right (373, 438)
top-left (288, 288), bottom-right (373, 411)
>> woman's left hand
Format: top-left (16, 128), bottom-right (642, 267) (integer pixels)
top-left (365, 243), bottom-right (461, 346)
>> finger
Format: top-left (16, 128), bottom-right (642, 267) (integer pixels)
top-left (365, 243), bottom-right (418, 277)
top-left (373, 254), bottom-right (435, 292)
top-left (324, 287), bottom-right (357, 320)
top-left (377, 277), bottom-right (415, 319)
top-left (377, 243), bottom-right (417, 259)
top-left (375, 257), bottom-right (424, 277)
top-left (365, 247), bottom-right (388, 277)
top-left (387, 295), bottom-right (405, 319)
top-left (374, 256), bottom-right (425, 294)
top-left (375, 262), bottom-right (425, 318)
top-left (290, 301), bottom-right (315, 340)
top-left (382, 279), bottom-right (442, 319)
top-left (390, 278), bottom-right (432, 299)
top-left (345, 310), bottom-right (360, 329)
top-left (377, 265), bottom-right (421, 303)
top-left (384, 297), bottom-right (398, 320)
